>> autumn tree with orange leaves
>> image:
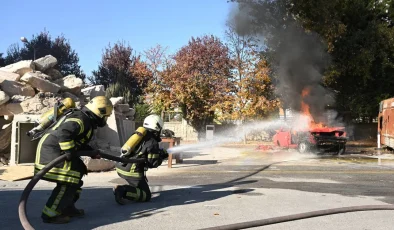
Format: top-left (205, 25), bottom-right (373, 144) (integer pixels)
top-left (163, 35), bottom-right (234, 138)
top-left (225, 24), bottom-right (279, 122)
top-left (143, 44), bottom-right (172, 114)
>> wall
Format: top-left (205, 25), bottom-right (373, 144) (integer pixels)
top-left (348, 123), bottom-right (377, 141)
top-left (163, 118), bottom-right (198, 141)
top-left (9, 115), bottom-right (40, 165)
top-left (96, 104), bottom-right (135, 147)
top-left (96, 110), bottom-right (121, 146)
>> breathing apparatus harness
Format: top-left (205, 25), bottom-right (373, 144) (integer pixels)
top-left (27, 98), bottom-right (76, 141)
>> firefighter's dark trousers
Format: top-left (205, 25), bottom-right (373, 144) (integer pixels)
top-left (41, 180), bottom-right (83, 220)
top-left (121, 177), bottom-right (151, 202)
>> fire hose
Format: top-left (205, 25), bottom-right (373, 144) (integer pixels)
top-left (18, 150), bottom-right (146, 230)
top-left (199, 205), bottom-right (394, 230)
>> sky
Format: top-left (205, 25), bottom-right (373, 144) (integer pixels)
top-left (0, 0), bottom-right (234, 76)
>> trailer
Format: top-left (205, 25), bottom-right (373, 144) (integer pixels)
top-left (377, 97), bottom-right (394, 149)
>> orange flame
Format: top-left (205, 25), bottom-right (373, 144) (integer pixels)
top-left (301, 87), bottom-right (325, 129)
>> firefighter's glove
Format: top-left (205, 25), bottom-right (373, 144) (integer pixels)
top-left (63, 150), bottom-right (75, 161)
top-left (90, 150), bottom-right (102, 159)
top-left (159, 148), bottom-right (169, 159)
top-left (91, 154), bottom-right (101, 159)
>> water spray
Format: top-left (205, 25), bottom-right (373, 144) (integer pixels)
top-left (166, 114), bottom-right (319, 155)
top-left (168, 119), bottom-right (289, 154)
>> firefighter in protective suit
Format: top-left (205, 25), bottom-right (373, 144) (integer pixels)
top-left (113, 114), bottom-right (169, 204)
top-left (34, 96), bottom-right (113, 224)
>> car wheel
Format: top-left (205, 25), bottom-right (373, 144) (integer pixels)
top-left (298, 142), bottom-right (309, 153)
top-left (337, 145), bottom-right (346, 155)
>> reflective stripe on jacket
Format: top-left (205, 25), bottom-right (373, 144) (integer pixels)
top-left (116, 129), bottom-right (162, 179)
top-left (34, 109), bottom-right (94, 184)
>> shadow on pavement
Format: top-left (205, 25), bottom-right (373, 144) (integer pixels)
top-left (178, 151), bottom-right (207, 160)
top-left (179, 160), bottom-right (218, 165)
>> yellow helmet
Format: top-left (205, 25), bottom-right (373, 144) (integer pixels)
top-left (84, 96), bottom-right (113, 119)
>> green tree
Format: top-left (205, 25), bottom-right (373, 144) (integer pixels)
top-left (289, 0), bottom-right (394, 120)
top-left (4, 31), bottom-right (86, 81)
top-left (0, 53), bottom-right (5, 67)
top-left (134, 103), bottom-right (151, 122)
top-left (90, 41), bottom-right (152, 106)
top-left (105, 82), bottom-right (133, 105)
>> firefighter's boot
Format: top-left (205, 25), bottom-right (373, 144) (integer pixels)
top-left (42, 215), bottom-right (71, 224)
top-left (63, 205), bottom-right (85, 218)
top-left (113, 185), bottom-right (127, 205)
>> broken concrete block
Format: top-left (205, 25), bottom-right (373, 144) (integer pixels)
top-left (124, 109), bottom-right (135, 118)
top-left (0, 91), bottom-right (10, 106)
top-left (81, 157), bottom-right (116, 172)
top-left (44, 68), bottom-right (63, 81)
top-left (6, 95), bottom-right (61, 115)
top-left (21, 72), bottom-right (61, 93)
top-left (6, 103), bottom-right (23, 115)
top-left (115, 104), bottom-right (130, 113)
top-left (81, 85), bottom-right (105, 98)
top-left (34, 55), bottom-right (57, 72)
top-left (9, 95), bottom-right (27, 103)
top-left (0, 80), bottom-right (35, 97)
top-left (0, 104), bottom-right (12, 115)
top-left (0, 122), bottom-right (12, 153)
top-left (21, 71), bottom-right (52, 81)
top-left (0, 70), bottom-right (21, 82)
top-left (19, 96), bottom-right (59, 114)
top-left (55, 75), bottom-right (84, 95)
top-left (110, 97), bottom-right (124, 106)
top-left (81, 137), bottom-right (117, 171)
top-left (0, 60), bottom-right (35, 76)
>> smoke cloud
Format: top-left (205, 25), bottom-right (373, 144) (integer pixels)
top-left (228, 1), bottom-right (336, 125)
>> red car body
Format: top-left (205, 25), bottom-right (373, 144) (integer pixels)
top-left (272, 127), bottom-right (348, 154)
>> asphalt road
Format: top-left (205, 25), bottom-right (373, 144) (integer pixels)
top-left (1, 147), bottom-right (394, 230)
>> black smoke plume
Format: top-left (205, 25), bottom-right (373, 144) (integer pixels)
top-left (228, 0), bottom-right (335, 124)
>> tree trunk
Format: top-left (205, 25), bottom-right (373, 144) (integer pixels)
top-left (160, 109), bottom-right (165, 121)
top-left (242, 120), bottom-right (247, 144)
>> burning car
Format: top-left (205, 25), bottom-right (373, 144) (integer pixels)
top-left (272, 87), bottom-right (348, 154)
top-left (272, 126), bottom-right (348, 154)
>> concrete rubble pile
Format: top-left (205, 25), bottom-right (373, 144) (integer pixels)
top-left (0, 55), bottom-right (86, 116)
top-left (0, 55), bottom-right (136, 172)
